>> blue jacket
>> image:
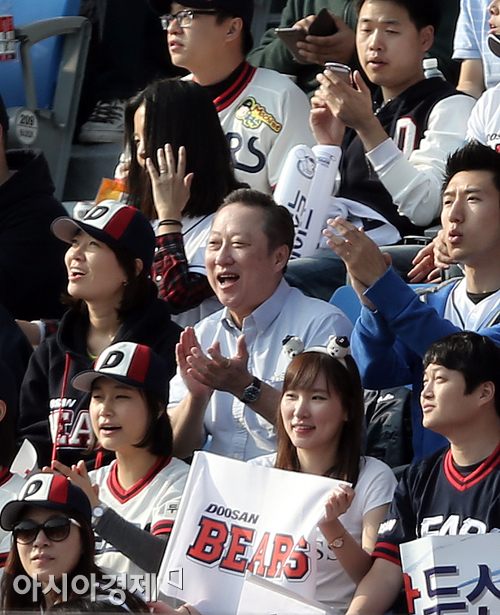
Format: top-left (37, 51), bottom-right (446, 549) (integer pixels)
top-left (351, 267), bottom-right (500, 460)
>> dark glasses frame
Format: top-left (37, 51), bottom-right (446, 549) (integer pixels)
top-left (13, 516), bottom-right (82, 544)
top-left (160, 9), bottom-right (221, 30)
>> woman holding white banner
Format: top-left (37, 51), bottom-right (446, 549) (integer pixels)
top-left (252, 340), bottom-right (397, 613)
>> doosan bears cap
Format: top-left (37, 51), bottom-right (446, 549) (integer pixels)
top-left (1, 473), bottom-right (92, 530)
top-left (72, 341), bottom-right (170, 400)
top-left (51, 200), bottom-right (155, 271)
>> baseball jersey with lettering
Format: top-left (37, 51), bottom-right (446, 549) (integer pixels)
top-left (90, 456), bottom-right (189, 577)
top-left (373, 442), bottom-right (500, 566)
top-left (215, 63), bottom-right (314, 193)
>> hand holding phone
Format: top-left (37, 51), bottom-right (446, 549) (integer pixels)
top-left (278, 10), bottom-right (355, 66)
top-left (324, 62), bottom-right (352, 85)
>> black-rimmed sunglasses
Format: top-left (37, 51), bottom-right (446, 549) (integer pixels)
top-left (160, 9), bottom-right (220, 29)
top-left (13, 517), bottom-right (82, 544)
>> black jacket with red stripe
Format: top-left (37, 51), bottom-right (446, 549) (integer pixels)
top-left (18, 289), bottom-right (180, 468)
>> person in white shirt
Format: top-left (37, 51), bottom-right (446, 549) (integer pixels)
top-left (148, 0), bottom-right (314, 193)
top-left (168, 188), bottom-right (352, 461)
top-left (251, 341), bottom-right (396, 614)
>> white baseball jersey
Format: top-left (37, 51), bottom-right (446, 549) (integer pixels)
top-left (215, 63), bottom-right (314, 193)
top-left (467, 82), bottom-right (500, 152)
top-left (89, 456), bottom-right (189, 577)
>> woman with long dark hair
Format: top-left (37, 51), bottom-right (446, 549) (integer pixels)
top-left (18, 200), bottom-right (181, 468)
top-left (122, 78), bottom-right (243, 325)
top-left (0, 472), bottom-right (147, 611)
top-left (252, 342), bottom-right (397, 613)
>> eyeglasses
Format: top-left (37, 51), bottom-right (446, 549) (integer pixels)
top-left (13, 517), bottom-right (82, 544)
top-left (160, 9), bottom-right (220, 30)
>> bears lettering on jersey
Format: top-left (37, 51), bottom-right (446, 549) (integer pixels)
top-left (49, 407), bottom-right (92, 449)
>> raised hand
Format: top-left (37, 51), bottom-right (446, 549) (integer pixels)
top-left (146, 144), bottom-right (193, 222)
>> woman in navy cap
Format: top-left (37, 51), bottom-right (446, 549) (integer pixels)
top-left (50, 341), bottom-right (189, 580)
top-left (18, 200), bottom-right (181, 469)
top-left (0, 472), bottom-right (148, 611)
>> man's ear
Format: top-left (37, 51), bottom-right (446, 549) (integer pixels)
top-left (273, 244), bottom-right (290, 273)
top-left (225, 17), bottom-right (243, 42)
top-left (420, 25), bottom-right (434, 54)
top-left (478, 381), bottom-right (495, 406)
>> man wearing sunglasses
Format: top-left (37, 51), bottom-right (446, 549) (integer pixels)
top-left (149, 0), bottom-right (314, 194)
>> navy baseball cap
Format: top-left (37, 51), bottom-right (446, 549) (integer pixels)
top-left (149, 0), bottom-right (253, 29)
top-left (1, 473), bottom-right (92, 530)
top-left (72, 341), bottom-right (170, 400)
top-left (51, 200), bottom-right (155, 271)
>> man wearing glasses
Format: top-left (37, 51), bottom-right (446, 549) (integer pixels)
top-left (149, 0), bottom-right (314, 194)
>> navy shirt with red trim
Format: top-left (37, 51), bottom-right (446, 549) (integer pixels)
top-left (373, 442), bottom-right (500, 566)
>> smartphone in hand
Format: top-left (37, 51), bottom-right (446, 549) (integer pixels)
top-left (308, 8), bottom-right (338, 36)
top-left (276, 9), bottom-right (339, 63)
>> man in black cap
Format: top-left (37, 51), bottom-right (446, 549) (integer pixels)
top-left (149, 0), bottom-right (314, 193)
top-left (0, 93), bottom-right (67, 320)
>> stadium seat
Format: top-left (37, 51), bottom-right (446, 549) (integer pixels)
top-left (329, 285), bottom-right (361, 325)
top-left (330, 282), bottom-right (438, 325)
top-left (0, 1), bottom-right (91, 198)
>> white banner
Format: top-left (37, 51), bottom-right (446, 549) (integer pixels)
top-left (237, 571), bottom-right (333, 615)
top-left (159, 452), bottom-right (342, 615)
top-left (400, 534), bottom-right (500, 615)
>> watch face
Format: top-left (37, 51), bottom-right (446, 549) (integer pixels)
top-left (242, 385), bottom-right (260, 403)
top-left (93, 505), bottom-right (105, 518)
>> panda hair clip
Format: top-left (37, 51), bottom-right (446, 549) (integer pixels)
top-left (282, 335), bottom-right (351, 367)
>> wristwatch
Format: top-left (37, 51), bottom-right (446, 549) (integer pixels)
top-left (239, 377), bottom-right (261, 404)
top-left (329, 536), bottom-right (345, 549)
top-left (328, 528), bottom-right (347, 550)
top-left (91, 502), bottom-right (108, 527)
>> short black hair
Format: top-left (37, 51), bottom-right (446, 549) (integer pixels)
top-left (423, 332), bottom-right (500, 417)
top-left (0, 93), bottom-right (8, 148)
top-left (134, 390), bottom-right (173, 457)
top-left (355, 0), bottom-right (441, 32)
top-left (443, 141), bottom-right (500, 196)
top-left (220, 188), bottom-right (295, 259)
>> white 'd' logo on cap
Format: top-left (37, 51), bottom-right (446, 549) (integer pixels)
top-left (95, 341), bottom-right (137, 378)
top-left (82, 200), bottom-right (125, 230)
top-left (19, 474), bottom-right (54, 502)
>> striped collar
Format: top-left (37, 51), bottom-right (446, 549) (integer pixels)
top-left (444, 440), bottom-right (500, 491)
top-left (211, 61), bottom-right (256, 112)
top-left (107, 456), bottom-right (172, 503)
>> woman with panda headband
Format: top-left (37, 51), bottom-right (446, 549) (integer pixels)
top-left (251, 336), bottom-right (397, 613)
